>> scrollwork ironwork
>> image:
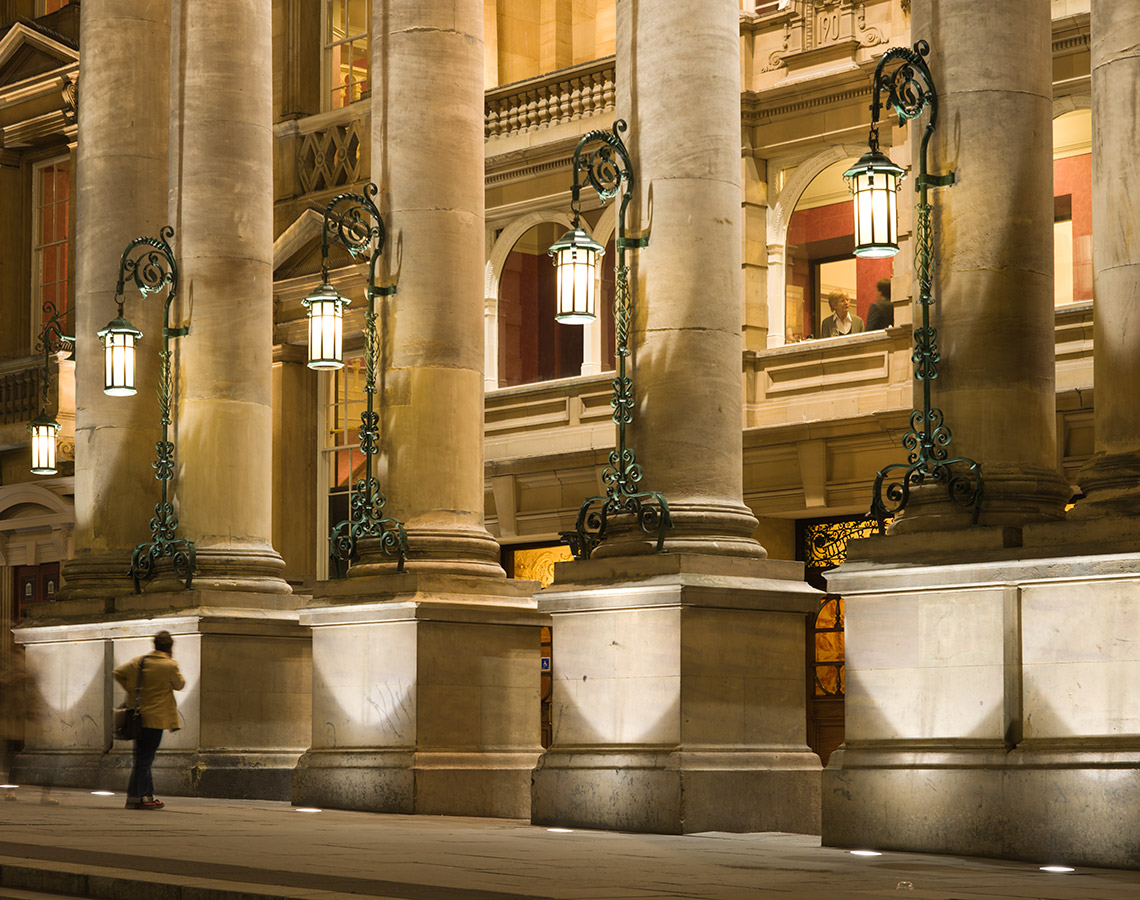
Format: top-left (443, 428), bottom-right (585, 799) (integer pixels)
top-left (318, 184), bottom-right (408, 573)
top-left (864, 41), bottom-right (983, 532)
top-left (559, 121), bottom-right (672, 559)
top-left (114, 227), bottom-right (196, 592)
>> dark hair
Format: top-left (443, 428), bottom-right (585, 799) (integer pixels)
top-left (877, 278), bottom-right (891, 300)
top-left (154, 631), bottom-right (174, 653)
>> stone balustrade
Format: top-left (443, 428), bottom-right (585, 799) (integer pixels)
top-left (485, 58), bottom-right (615, 140)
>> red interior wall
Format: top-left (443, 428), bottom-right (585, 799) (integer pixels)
top-left (1054, 153), bottom-right (1092, 302)
top-left (787, 200), bottom-right (893, 328)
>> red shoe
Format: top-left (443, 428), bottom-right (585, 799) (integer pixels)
top-left (140, 798), bottom-right (165, 809)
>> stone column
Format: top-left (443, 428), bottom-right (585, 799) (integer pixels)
top-left (61, 0), bottom-right (170, 598)
top-left (531, 0), bottom-right (822, 835)
top-left (365, 0), bottom-right (501, 576)
top-left (293, 0), bottom-right (546, 818)
top-left (1074, 2), bottom-right (1140, 516)
top-left (172, 0), bottom-right (288, 591)
top-left (614, 0), bottom-right (763, 557)
top-left (898, 0), bottom-right (1068, 528)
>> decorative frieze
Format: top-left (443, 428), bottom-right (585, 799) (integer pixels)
top-left (485, 58), bottom-right (614, 140)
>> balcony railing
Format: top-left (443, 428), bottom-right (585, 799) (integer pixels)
top-left (0, 355), bottom-right (42, 427)
top-left (486, 57), bottom-right (615, 140)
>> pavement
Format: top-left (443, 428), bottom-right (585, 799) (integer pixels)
top-left (0, 787), bottom-right (1139, 900)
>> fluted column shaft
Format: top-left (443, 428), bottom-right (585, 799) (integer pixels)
top-left (902, 0), bottom-right (1068, 528)
top-left (369, 0), bottom-right (502, 575)
top-left (1075, 2), bottom-right (1140, 515)
top-left (171, 0), bottom-right (288, 591)
top-left (613, 0), bottom-right (763, 556)
top-left (62, 0), bottom-right (170, 598)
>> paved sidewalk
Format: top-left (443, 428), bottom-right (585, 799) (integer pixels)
top-left (0, 788), bottom-right (1138, 899)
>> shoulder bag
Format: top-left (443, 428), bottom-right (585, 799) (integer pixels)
top-left (112, 657), bottom-right (145, 741)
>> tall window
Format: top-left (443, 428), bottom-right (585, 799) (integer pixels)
top-left (325, 0), bottom-right (371, 110)
top-left (320, 357), bottom-right (368, 578)
top-left (32, 158), bottom-right (71, 331)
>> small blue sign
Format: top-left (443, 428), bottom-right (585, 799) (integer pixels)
top-left (540, 657), bottom-right (551, 671)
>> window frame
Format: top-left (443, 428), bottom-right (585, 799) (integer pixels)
top-left (322, 0), bottom-right (372, 111)
top-left (30, 154), bottom-right (72, 346)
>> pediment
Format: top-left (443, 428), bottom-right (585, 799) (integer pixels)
top-left (273, 208), bottom-right (327, 280)
top-left (0, 23), bottom-right (78, 89)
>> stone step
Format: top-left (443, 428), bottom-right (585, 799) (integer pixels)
top-left (0, 860), bottom-right (379, 900)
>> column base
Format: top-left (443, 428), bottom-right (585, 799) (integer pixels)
top-left (297, 571), bottom-right (545, 818)
top-left (58, 551), bottom-right (134, 600)
top-left (889, 463), bottom-right (1070, 533)
top-left (11, 748), bottom-right (303, 801)
top-left (1074, 450), bottom-right (1140, 517)
top-left (292, 749), bottom-right (540, 817)
top-left (353, 525), bottom-right (506, 578)
top-left (532, 747), bottom-right (821, 834)
top-left (13, 593), bottom-right (311, 802)
top-left (536, 553), bottom-right (822, 834)
top-left (823, 743), bottom-right (1140, 870)
top-left (592, 501), bottom-right (766, 560)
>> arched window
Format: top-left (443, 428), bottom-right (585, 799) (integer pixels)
top-left (1052, 108), bottom-right (1091, 305)
top-left (496, 224), bottom-right (616, 387)
top-left (784, 159), bottom-right (893, 342)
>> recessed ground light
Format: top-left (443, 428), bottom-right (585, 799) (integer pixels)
top-left (91, 791), bottom-right (115, 796)
top-left (0, 785), bottom-right (17, 790)
top-left (1040, 865), bottom-right (1075, 874)
top-left (849, 850), bottom-right (882, 857)
top-left (295, 807), bottom-right (322, 813)
top-left (546, 828), bottom-right (574, 833)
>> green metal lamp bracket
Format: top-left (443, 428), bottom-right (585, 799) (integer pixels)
top-left (617, 235), bottom-right (649, 251)
top-left (865, 41), bottom-right (983, 534)
top-left (916, 171), bottom-right (955, 190)
top-left (115, 226), bottom-right (197, 594)
top-left (558, 120), bottom-right (672, 561)
top-left (321, 184), bottom-right (409, 575)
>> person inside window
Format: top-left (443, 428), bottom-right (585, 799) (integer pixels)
top-left (866, 278), bottom-right (894, 330)
top-left (820, 291), bottom-right (864, 338)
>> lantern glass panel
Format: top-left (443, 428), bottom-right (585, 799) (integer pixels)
top-left (307, 294), bottom-right (345, 370)
top-left (555, 244), bottom-right (598, 324)
top-left (30, 421), bottom-right (59, 475)
top-left (103, 331), bottom-right (137, 396)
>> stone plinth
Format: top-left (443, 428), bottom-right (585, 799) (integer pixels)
top-left (824, 528), bottom-right (1140, 869)
top-left (531, 554), bottom-right (822, 835)
top-left (11, 591), bottom-right (311, 801)
top-left (292, 573), bottom-right (545, 818)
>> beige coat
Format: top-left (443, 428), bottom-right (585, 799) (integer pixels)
top-left (113, 651), bottom-right (185, 731)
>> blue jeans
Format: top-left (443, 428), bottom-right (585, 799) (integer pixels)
top-left (127, 727), bottom-right (163, 800)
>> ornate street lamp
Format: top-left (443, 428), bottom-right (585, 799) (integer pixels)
top-left (101, 226), bottom-right (195, 592)
top-left (548, 225), bottom-right (604, 324)
top-left (27, 301), bottom-right (74, 475)
top-left (549, 120), bottom-right (671, 559)
top-left (847, 41), bottom-right (983, 530)
top-left (305, 183), bottom-right (408, 573)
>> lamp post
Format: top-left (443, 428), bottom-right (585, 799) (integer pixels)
top-left (27, 301), bottom-right (74, 476)
top-left (99, 226), bottom-right (195, 592)
top-left (548, 120), bottom-right (671, 559)
top-left (303, 183), bottom-right (408, 573)
top-left (843, 41), bottom-right (983, 532)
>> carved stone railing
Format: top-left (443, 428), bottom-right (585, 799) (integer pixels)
top-left (485, 57), bottom-right (615, 140)
top-left (277, 105), bottom-right (369, 200)
top-left (0, 355), bottom-right (43, 426)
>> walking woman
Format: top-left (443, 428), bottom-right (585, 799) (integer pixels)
top-left (112, 631), bottom-right (185, 809)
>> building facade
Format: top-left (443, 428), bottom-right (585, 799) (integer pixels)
top-left (2, 0), bottom-right (1136, 869)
